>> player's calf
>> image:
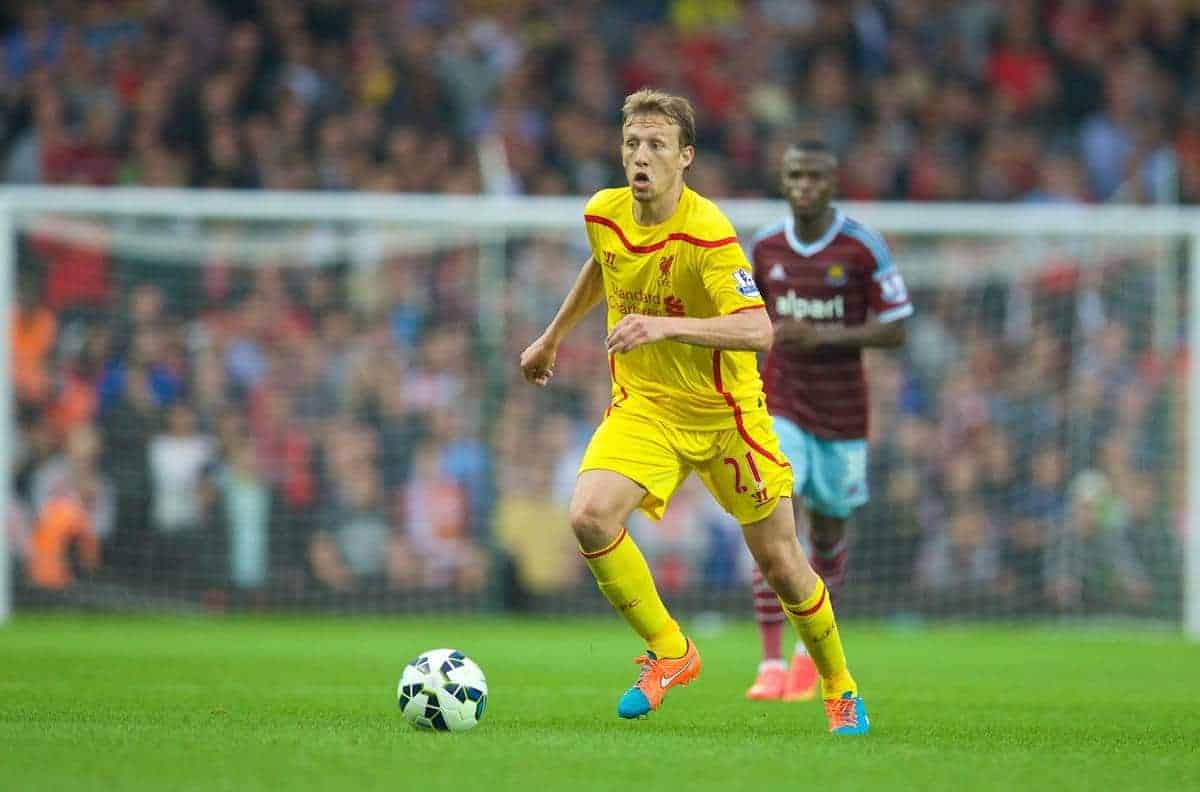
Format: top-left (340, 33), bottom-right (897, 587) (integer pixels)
top-left (808, 513), bottom-right (849, 598)
top-left (810, 541), bottom-right (848, 599)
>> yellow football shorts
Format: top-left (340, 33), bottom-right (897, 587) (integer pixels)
top-left (578, 406), bottom-right (793, 525)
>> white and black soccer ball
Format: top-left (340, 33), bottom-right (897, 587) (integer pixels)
top-left (398, 648), bottom-right (488, 732)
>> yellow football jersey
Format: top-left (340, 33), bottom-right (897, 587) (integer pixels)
top-left (584, 185), bottom-right (767, 430)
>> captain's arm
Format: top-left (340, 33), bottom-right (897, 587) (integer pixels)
top-left (662, 308), bottom-right (774, 352)
top-left (606, 307), bottom-right (773, 354)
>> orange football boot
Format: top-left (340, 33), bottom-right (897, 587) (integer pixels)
top-left (824, 691), bottom-right (870, 735)
top-left (745, 661), bottom-right (787, 700)
top-left (782, 653), bottom-right (820, 701)
top-left (617, 638), bottom-right (701, 718)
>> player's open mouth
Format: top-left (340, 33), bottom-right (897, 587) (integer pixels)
top-left (633, 172), bottom-right (650, 186)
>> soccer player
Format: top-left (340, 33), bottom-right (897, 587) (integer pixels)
top-left (744, 141), bottom-right (912, 701)
top-left (519, 90), bottom-right (869, 734)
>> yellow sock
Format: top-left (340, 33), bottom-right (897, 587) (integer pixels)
top-left (582, 526), bottom-right (687, 658)
top-left (781, 578), bottom-right (857, 699)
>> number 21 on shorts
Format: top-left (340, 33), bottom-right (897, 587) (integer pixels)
top-left (724, 452), bottom-right (769, 505)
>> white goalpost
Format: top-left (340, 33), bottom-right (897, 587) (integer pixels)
top-left (0, 195), bottom-right (12, 625)
top-left (1189, 231), bottom-right (1200, 641)
top-left (0, 186), bottom-right (1196, 637)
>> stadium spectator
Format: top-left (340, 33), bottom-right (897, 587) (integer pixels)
top-left (218, 438), bottom-right (271, 594)
top-left (224, 294), bottom-right (272, 393)
top-left (30, 422), bottom-right (114, 544)
top-left (396, 440), bottom-right (485, 593)
top-left (308, 463), bottom-right (396, 592)
top-left (1008, 444), bottom-right (1068, 598)
top-left (916, 498), bottom-right (1006, 603)
top-left (47, 322), bottom-right (108, 439)
top-left (12, 276), bottom-right (57, 408)
top-left (493, 455), bottom-right (580, 602)
top-left (857, 462), bottom-right (926, 604)
top-left (99, 347), bottom-right (160, 572)
top-left (24, 424), bottom-right (109, 593)
top-left (27, 478), bottom-right (101, 590)
top-left (98, 327), bottom-right (183, 414)
top-left (146, 402), bottom-right (217, 583)
top-left (1044, 469), bottom-right (1151, 612)
top-left (190, 345), bottom-right (231, 430)
top-left (428, 405), bottom-right (492, 541)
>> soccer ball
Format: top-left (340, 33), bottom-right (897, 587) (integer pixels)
top-left (398, 648), bottom-right (488, 732)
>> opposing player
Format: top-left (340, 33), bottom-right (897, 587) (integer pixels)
top-left (520, 90), bottom-right (869, 734)
top-left (744, 141), bottom-right (911, 701)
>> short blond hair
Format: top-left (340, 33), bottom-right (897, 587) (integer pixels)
top-left (621, 88), bottom-right (696, 150)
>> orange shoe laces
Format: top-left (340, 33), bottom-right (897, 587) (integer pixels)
top-left (632, 654), bottom-right (659, 684)
top-left (824, 697), bottom-right (858, 730)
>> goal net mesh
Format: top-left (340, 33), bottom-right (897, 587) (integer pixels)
top-left (8, 202), bottom-right (1186, 622)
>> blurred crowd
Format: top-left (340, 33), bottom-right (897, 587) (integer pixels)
top-left (1, 0), bottom-right (1199, 202)
top-left (12, 237), bottom-right (506, 605)
top-left (859, 259), bottom-right (1182, 616)
top-left (2, 0), bottom-right (1190, 618)
top-left (8, 217), bottom-right (1185, 617)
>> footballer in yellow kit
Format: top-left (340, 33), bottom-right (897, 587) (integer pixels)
top-left (580, 184), bottom-right (793, 525)
top-left (519, 88), bottom-right (868, 734)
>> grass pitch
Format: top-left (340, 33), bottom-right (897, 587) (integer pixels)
top-left (1, 615), bottom-right (1197, 792)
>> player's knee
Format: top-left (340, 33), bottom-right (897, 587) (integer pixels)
top-left (756, 546), bottom-right (803, 593)
top-left (568, 498), bottom-right (621, 549)
top-left (758, 549), bottom-right (796, 595)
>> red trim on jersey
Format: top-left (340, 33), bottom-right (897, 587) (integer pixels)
top-left (785, 584), bottom-right (827, 618)
top-left (726, 304), bottom-right (766, 315)
top-left (585, 214), bottom-right (738, 254)
top-left (711, 350), bottom-right (789, 468)
top-left (579, 525), bottom-right (628, 559)
top-left (606, 353), bottom-right (630, 417)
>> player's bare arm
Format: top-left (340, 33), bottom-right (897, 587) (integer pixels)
top-left (606, 308), bottom-right (773, 354)
top-left (520, 256), bottom-right (606, 386)
top-left (775, 315), bottom-right (906, 352)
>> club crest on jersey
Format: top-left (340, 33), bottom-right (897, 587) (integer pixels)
top-left (733, 269), bottom-right (760, 297)
top-left (824, 264), bottom-right (847, 286)
top-left (658, 254), bottom-right (674, 284)
top-left (768, 262), bottom-right (786, 281)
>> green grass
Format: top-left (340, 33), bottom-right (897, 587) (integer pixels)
top-left (1, 615), bottom-right (1197, 792)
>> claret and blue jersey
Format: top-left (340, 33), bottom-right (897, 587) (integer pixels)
top-left (751, 209), bottom-right (913, 442)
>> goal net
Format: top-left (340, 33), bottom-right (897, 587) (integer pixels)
top-left (2, 190), bottom-right (1196, 631)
